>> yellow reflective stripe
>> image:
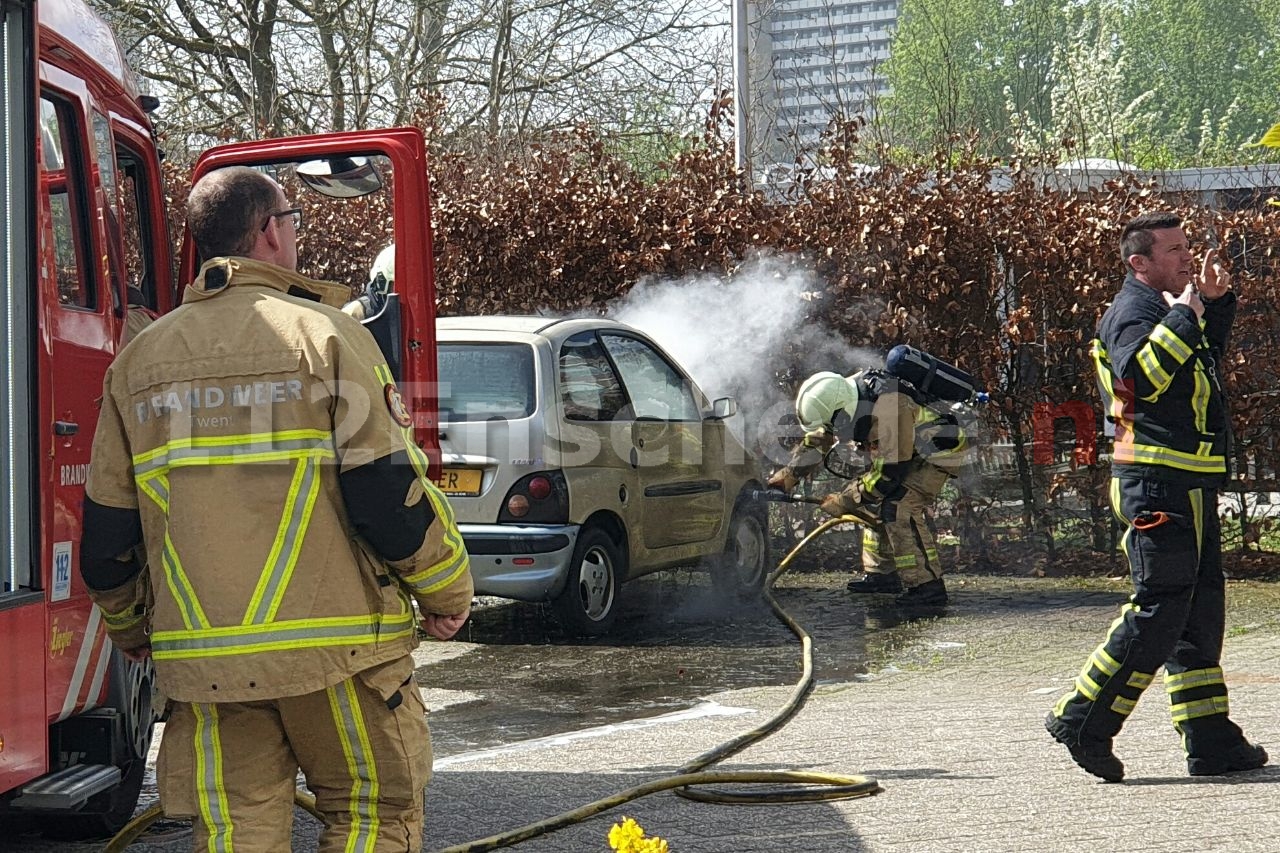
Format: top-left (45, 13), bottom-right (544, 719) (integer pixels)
top-left (1127, 671), bottom-right (1154, 689)
top-left (1165, 666), bottom-right (1224, 693)
top-left (162, 533), bottom-right (210, 630)
top-left (894, 554), bottom-right (916, 568)
top-left (193, 703), bottom-right (234, 852)
top-left (1110, 478), bottom-right (1126, 526)
top-left (1093, 341), bottom-right (1131, 435)
top-left (243, 457), bottom-right (322, 625)
top-left (1191, 488), bottom-right (1204, 558)
top-left (151, 611), bottom-right (416, 660)
top-left (400, 547), bottom-right (470, 595)
top-left (101, 605), bottom-right (144, 631)
top-left (924, 548), bottom-right (939, 562)
top-left (1171, 695), bottom-right (1230, 722)
top-left (133, 429), bottom-right (333, 466)
top-left (1090, 648), bottom-right (1120, 677)
top-left (328, 679), bottom-right (380, 853)
top-left (138, 473), bottom-right (169, 513)
top-left (1112, 442), bottom-right (1225, 473)
top-left (1074, 672), bottom-right (1101, 701)
top-left (1110, 695), bottom-right (1137, 716)
top-left (1150, 323), bottom-right (1193, 362)
top-left (861, 529), bottom-right (878, 546)
top-left (1192, 363), bottom-right (1210, 433)
top-left (1136, 344), bottom-right (1174, 399)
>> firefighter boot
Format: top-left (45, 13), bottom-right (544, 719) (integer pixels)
top-left (846, 572), bottom-right (903, 594)
top-left (895, 578), bottom-right (947, 607)
top-left (1045, 713), bottom-right (1124, 782)
top-left (1188, 740), bottom-right (1268, 777)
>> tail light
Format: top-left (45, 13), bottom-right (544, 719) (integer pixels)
top-left (499, 471), bottom-right (569, 524)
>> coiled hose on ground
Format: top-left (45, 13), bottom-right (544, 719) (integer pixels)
top-left (106, 514), bottom-right (879, 853)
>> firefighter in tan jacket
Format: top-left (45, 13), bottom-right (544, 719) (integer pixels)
top-left (79, 166), bottom-right (472, 853)
top-left (769, 370), bottom-right (964, 607)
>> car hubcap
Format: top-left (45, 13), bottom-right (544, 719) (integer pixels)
top-left (577, 546), bottom-right (614, 621)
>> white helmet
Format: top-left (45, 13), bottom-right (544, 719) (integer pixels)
top-left (795, 371), bottom-right (860, 433)
top-left (369, 244), bottom-right (395, 294)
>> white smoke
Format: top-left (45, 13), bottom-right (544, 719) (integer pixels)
top-left (607, 253), bottom-right (882, 463)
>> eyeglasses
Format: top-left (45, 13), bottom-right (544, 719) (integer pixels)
top-left (261, 207), bottom-right (302, 232)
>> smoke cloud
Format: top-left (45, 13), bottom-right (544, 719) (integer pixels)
top-left (607, 253), bottom-right (883, 464)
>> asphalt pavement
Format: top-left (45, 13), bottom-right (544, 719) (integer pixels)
top-left (14, 573), bottom-right (1280, 852)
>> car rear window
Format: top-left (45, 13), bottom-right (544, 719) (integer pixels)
top-left (437, 343), bottom-right (536, 421)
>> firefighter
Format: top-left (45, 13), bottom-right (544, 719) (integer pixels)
top-left (122, 283), bottom-right (158, 344)
top-left (343, 242), bottom-right (394, 321)
top-left (768, 368), bottom-right (965, 606)
top-left (79, 166), bottom-right (473, 852)
top-left (1045, 211), bottom-right (1266, 782)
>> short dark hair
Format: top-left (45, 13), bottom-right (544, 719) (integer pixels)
top-left (186, 166), bottom-right (280, 258)
top-left (1120, 211), bottom-right (1183, 268)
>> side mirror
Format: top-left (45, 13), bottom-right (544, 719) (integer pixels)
top-left (710, 397), bottom-right (738, 420)
top-left (296, 156), bottom-right (383, 198)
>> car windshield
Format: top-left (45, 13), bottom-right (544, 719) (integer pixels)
top-left (437, 343), bottom-right (536, 421)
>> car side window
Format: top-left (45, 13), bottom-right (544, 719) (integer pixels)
top-left (559, 332), bottom-right (626, 421)
top-left (599, 333), bottom-right (701, 422)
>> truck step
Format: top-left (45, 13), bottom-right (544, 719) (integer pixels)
top-left (11, 763), bottom-right (121, 810)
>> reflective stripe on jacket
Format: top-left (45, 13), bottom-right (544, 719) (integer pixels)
top-left (86, 257), bottom-right (472, 703)
top-left (1094, 274), bottom-right (1235, 486)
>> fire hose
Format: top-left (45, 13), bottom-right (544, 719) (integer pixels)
top-left (105, 495), bottom-right (881, 852)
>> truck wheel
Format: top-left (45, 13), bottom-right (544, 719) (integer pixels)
top-left (552, 526), bottom-right (622, 637)
top-left (42, 652), bottom-right (156, 840)
top-left (710, 501), bottom-right (769, 599)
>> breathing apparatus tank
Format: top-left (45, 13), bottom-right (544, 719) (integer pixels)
top-left (885, 344), bottom-right (989, 405)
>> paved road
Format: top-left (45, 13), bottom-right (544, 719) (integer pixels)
top-left (12, 573), bottom-right (1280, 851)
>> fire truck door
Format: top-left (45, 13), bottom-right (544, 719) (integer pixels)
top-left (38, 86), bottom-right (117, 721)
top-left (182, 129), bottom-right (442, 471)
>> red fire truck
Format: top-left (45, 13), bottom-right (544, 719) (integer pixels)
top-left (0, 0), bottom-right (440, 838)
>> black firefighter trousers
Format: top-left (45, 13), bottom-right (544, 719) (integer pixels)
top-left (1046, 476), bottom-right (1247, 759)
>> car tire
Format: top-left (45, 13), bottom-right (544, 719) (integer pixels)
top-left (710, 501), bottom-right (769, 599)
top-left (553, 526), bottom-right (622, 637)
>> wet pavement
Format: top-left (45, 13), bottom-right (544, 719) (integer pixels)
top-left (12, 569), bottom-right (1280, 851)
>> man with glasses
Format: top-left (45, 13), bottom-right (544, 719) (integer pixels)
top-left (79, 166), bottom-right (472, 851)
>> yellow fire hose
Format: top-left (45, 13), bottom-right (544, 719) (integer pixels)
top-left (106, 514), bottom-right (879, 852)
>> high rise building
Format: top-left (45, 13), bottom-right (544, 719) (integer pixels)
top-left (746, 0), bottom-right (898, 171)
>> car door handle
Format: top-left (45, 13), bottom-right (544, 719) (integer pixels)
top-left (629, 448), bottom-right (638, 468)
top-left (54, 421), bottom-right (79, 436)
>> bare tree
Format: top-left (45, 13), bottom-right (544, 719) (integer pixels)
top-left (92, 0), bottom-right (725, 158)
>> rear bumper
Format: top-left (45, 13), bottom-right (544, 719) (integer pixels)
top-left (460, 523), bottom-right (580, 601)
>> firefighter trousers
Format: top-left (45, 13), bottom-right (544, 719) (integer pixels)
top-left (1047, 477), bottom-right (1247, 758)
top-left (157, 655), bottom-right (432, 853)
top-left (862, 458), bottom-right (950, 589)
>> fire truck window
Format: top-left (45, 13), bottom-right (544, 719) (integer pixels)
top-left (559, 332), bottom-right (626, 422)
top-left (599, 333), bottom-right (701, 422)
top-left (39, 96), bottom-right (95, 310)
top-left (114, 144), bottom-right (155, 308)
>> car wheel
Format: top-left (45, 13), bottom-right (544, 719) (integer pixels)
top-left (553, 526), bottom-right (622, 636)
top-left (710, 502), bottom-right (769, 598)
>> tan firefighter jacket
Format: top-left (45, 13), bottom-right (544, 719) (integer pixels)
top-left (85, 257), bottom-right (472, 703)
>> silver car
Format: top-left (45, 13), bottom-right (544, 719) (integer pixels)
top-left (435, 316), bottom-right (769, 636)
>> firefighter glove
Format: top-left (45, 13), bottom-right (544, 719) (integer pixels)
top-left (767, 468), bottom-right (798, 493)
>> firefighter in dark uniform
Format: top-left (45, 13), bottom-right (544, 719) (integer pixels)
top-left (1045, 211), bottom-right (1267, 782)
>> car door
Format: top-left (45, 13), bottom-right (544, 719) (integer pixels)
top-left (180, 129), bottom-right (441, 469)
top-left (598, 332), bottom-right (723, 550)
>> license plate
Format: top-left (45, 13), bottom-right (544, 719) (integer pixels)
top-left (434, 468), bottom-right (482, 496)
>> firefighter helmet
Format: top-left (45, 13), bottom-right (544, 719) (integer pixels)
top-left (795, 371), bottom-right (860, 433)
top-left (369, 244), bottom-right (395, 294)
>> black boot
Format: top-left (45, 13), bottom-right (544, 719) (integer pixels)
top-left (1188, 740), bottom-right (1268, 776)
top-left (1045, 713), bottom-right (1125, 782)
top-left (895, 578), bottom-right (947, 606)
top-left (846, 572), bottom-right (903, 594)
